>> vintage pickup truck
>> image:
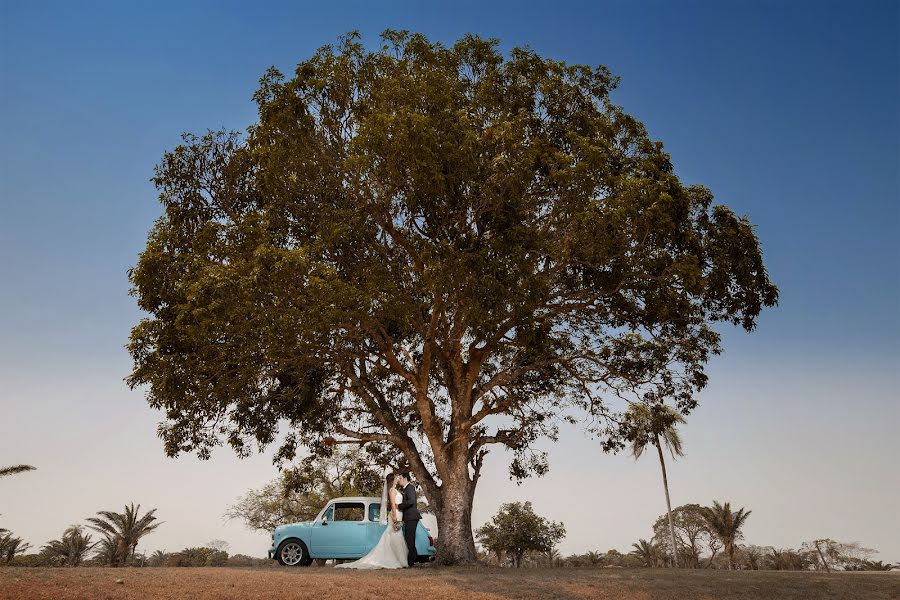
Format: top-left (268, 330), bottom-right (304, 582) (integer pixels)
top-left (268, 496), bottom-right (437, 566)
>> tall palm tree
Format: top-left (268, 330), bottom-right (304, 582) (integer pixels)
top-left (627, 403), bottom-right (686, 568)
top-left (0, 465), bottom-right (35, 478)
top-left (699, 500), bottom-right (752, 570)
top-left (86, 503), bottom-right (161, 567)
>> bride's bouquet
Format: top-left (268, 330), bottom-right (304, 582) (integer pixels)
top-left (390, 513), bottom-right (402, 531)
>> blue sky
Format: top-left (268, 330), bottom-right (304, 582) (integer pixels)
top-left (1, 1), bottom-right (898, 560)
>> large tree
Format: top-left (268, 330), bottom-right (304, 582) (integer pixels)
top-left (127, 31), bottom-right (778, 564)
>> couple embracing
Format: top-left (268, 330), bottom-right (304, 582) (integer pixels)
top-left (336, 471), bottom-right (421, 570)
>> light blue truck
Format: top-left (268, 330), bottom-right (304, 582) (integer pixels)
top-left (269, 496), bottom-right (436, 566)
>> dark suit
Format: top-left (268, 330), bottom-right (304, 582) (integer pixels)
top-left (397, 482), bottom-right (421, 566)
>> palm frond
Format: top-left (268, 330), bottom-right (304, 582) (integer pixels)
top-left (0, 465), bottom-right (36, 478)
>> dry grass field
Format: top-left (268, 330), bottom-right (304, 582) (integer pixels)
top-left (2, 566), bottom-right (898, 600)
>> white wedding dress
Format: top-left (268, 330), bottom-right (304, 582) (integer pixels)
top-left (335, 490), bottom-right (408, 569)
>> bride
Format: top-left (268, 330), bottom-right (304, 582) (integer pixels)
top-left (335, 472), bottom-right (408, 569)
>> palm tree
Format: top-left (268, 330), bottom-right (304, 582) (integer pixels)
top-left (699, 501), bottom-right (752, 570)
top-left (630, 538), bottom-right (661, 567)
top-left (92, 535), bottom-right (123, 566)
top-left (149, 549), bottom-right (169, 567)
top-left (544, 547), bottom-right (562, 567)
top-left (86, 503), bottom-right (161, 566)
top-left (41, 525), bottom-right (95, 567)
top-left (0, 531), bottom-right (30, 564)
top-left (0, 465), bottom-right (35, 478)
top-left (627, 403), bottom-right (686, 568)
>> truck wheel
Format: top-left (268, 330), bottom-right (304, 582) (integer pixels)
top-left (276, 538), bottom-right (312, 567)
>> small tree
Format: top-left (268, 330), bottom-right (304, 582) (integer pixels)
top-left (86, 503), bottom-right (161, 566)
top-left (699, 501), bottom-right (751, 570)
top-left (169, 546), bottom-right (229, 567)
top-left (206, 539), bottom-right (230, 553)
top-left (630, 538), bottom-right (661, 567)
top-left (801, 538), bottom-right (875, 572)
top-left (40, 525), bottom-right (95, 567)
top-left (475, 502), bottom-right (565, 567)
top-left (651, 503), bottom-right (715, 568)
top-left (149, 549), bottom-right (169, 567)
top-left (846, 559), bottom-right (895, 571)
top-left (766, 547), bottom-right (810, 571)
top-left (0, 531), bottom-right (30, 564)
top-left (93, 535), bottom-right (122, 566)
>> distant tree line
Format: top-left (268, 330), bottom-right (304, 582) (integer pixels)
top-left (473, 499), bottom-right (895, 571)
top-left (1, 503), bottom-right (160, 568)
top-left (629, 501), bottom-right (893, 571)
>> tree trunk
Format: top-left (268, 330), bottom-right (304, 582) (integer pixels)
top-left (432, 457), bottom-right (479, 566)
top-left (814, 541), bottom-right (831, 573)
top-left (655, 437), bottom-right (679, 568)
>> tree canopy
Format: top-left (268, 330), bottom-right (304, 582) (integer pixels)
top-left (226, 446), bottom-right (385, 530)
top-left (475, 501), bottom-right (565, 567)
top-left (128, 30), bottom-right (777, 563)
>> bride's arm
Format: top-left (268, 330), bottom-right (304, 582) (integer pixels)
top-left (389, 491), bottom-right (400, 521)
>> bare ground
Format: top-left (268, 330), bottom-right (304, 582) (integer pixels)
top-left (1, 566), bottom-right (898, 600)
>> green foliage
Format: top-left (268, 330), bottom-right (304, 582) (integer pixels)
top-left (699, 501), bottom-right (752, 570)
top-left (225, 554), bottom-right (270, 567)
top-left (801, 538), bottom-right (876, 572)
top-left (765, 547), bottom-right (810, 571)
top-left (128, 30), bottom-right (777, 562)
top-left (628, 403), bottom-right (686, 567)
top-left (40, 526), bottom-right (95, 567)
top-left (626, 404), bottom-right (686, 461)
top-left (0, 530), bottom-right (30, 564)
top-left (226, 446), bottom-right (385, 530)
top-left (168, 546), bottom-right (229, 567)
top-left (475, 501), bottom-right (565, 567)
top-left (86, 503), bottom-right (161, 567)
top-left (845, 559), bottom-right (896, 571)
top-left (630, 538), bottom-right (663, 567)
top-left (651, 504), bottom-right (718, 568)
top-left (7, 553), bottom-right (50, 567)
top-left (0, 465), bottom-right (35, 478)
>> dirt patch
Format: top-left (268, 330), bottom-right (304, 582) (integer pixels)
top-left (1, 566), bottom-right (897, 600)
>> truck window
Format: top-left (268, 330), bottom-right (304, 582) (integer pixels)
top-left (332, 502), bottom-right (365, 522)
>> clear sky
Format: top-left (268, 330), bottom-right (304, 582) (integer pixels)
top-left (1, 1), bottom-right (898, 562)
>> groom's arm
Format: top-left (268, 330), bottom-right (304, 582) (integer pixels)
top-left (398, 486), bottom-right (415, 511)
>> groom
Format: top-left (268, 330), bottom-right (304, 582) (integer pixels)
top-left (396, 471), bottom-right (422, 567)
